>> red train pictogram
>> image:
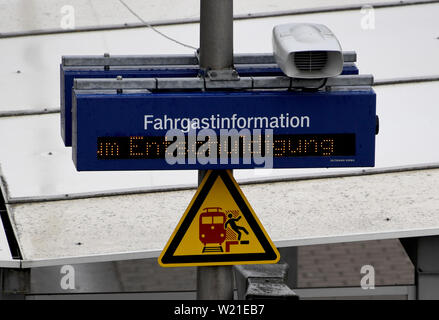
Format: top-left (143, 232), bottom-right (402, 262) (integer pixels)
top-left (199, 207), bottom-right (226, 246)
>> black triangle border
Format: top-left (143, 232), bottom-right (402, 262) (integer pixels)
top-left (160, 170), bottom-right (278, 265)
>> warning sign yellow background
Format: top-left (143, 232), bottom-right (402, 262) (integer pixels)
top-left (174, 176), bottom-right (265, 256)
top-left (158, 170), bottom-right (280, 267)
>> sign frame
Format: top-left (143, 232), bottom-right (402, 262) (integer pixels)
top-left (72, 89), bottom-right (376, 171)
top-left (61, 64), bottom-right (358, 146)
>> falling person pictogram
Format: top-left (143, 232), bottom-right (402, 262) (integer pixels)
top-left (225, 214), bottom-right (249, 241)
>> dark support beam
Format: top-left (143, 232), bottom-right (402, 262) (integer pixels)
top-left (0, 268), bottom-right (31, 300)
top-left (278, 247), bottom-right (298, 288)
top-left (400, 236), bottom-right (439, 300)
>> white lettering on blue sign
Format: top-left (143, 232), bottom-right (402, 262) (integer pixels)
top-left (144, 114), bottom-right (310, 133)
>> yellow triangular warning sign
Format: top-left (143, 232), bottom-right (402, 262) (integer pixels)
top-left (158, 170), bottom-right (280, 267)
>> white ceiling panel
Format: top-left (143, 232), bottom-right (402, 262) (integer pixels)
top-left (0, 0), bottom-right (404, 34)
top-left (8, 168), bottom-right (439, 267)
top-left (1, 3), bottom-right (438, 111)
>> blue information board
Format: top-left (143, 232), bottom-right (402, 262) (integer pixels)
top-left (72, 89), bottom-right (376, 171)
top-left (61, 64), bottom-right (358, 147)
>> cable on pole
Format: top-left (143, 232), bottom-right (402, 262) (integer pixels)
top-left (118, 0), bottom-right (198, 50)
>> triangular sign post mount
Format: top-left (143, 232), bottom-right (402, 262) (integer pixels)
top-left (159, 170), bottom-right (280, 267)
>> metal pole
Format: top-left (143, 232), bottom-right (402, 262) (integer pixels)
top-left (197, 0), bottom-right (235, 300)
top-left (196, 170), bottom-right (234, 300)
top-left (199, 0), bottom-right (234, 71)
top-left (197, 264), bottom-right (234, 300)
